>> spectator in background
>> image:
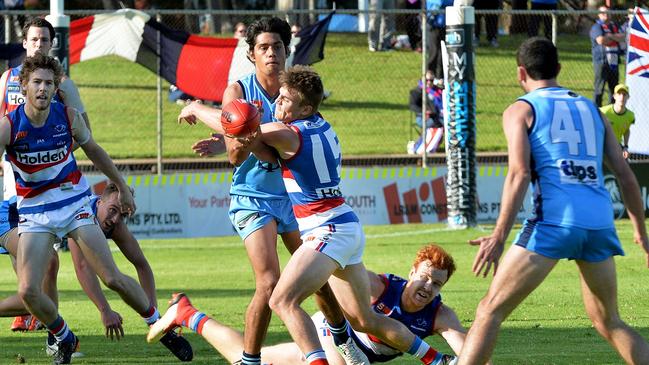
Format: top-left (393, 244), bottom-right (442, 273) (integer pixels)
top-left (474, 0), bottom-right (500, 47)
top-left (291, 23), bottom-right (301, 37)
top-left (405, 0), bottom-right (422, 52)
top-left (408, 71), bottom-right (444, 155)
top-left (528, 0), bottom-right (557, 40)
top-left (427, 0), bottom-right (453, 85)
top-left (409, 70), bottom-right (443, 129)
top-left (234, 22), bottom-right (247, 39)
top-left (600, 84), bottom-right (634, 159)
top-left (368, 0), bottom-right (396, 52)
top-left (590, 5), bottom-right (625, 106)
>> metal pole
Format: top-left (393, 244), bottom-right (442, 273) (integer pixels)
top-left (4, 15), bottom-right (9, 44)
top-left (421, 3), bottom-right (428, 168)
top-left (46, 0), bottom-right (70, 76)
top-left (445, 3), bottom-right (477, 228)
top-left (156, 13), bottom-right (163, 177)
top-left (551, 12), bottom-right (557, 45)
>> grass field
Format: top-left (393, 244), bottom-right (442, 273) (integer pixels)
top-left (0, 221), bottom-right (647, 364)
top-left (68, 32), bottom-right (606, 159)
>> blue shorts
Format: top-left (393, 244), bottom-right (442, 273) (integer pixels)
top-left (228, 195), bottom-right (299, 240)
top-left (514, 220), bottom-right (624, 262)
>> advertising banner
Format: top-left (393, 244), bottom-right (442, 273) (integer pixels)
top-left (80, 166), bottom-right (531, 239)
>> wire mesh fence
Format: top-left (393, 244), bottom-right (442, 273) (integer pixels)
top-left (1, 8), bottom-right (645, 168)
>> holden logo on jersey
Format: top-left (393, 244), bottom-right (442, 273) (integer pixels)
top-left (604, 174), bottom-right (626, 219)
top-left (557, 159), bottom-right (598, 185)
top-left (55, 124), bottom-right (66, 133)
top-left (16, 146), bottom-right (68, 165)
top-left (304, 119), bottom-right (325, 129)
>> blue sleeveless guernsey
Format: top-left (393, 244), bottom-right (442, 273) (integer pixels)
top-left (282, 114), bottom-right (358, 232)
top-left (350, 273), bottom-right (442, 362)
top-left (229, 73), bottom-right (286, 199)
top-left (519, 87), bottom-right (614, 229)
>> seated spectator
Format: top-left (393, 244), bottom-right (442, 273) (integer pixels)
top-left (408, 71), bottom-right (444, 154)
top-left (409, 71), bottom-right (443, 129)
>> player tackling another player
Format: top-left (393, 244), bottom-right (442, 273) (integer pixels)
top-left (177, 65), bottom-right (458, 365)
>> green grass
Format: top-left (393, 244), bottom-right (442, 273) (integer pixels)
top-left (0, 220), bottom-right (647, 364)
top-left (69, 32), bottom-right (606, 159)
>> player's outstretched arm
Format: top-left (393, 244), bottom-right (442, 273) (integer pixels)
top-left (178, 101), bottom-right (225, 134)
top-left (469, 101), bottom-right (532, 277)
top-left (602, 114), bottom-right (649, 267)
top-left (68, 240), bottom-right (124, 340)
top-left (68, 108), bottom-right (136, 216)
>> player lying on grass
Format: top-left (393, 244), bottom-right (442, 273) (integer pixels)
top-left (0, 184), bottom-right (192, 361)
top-left (149, 244), bottom-right (483, 364)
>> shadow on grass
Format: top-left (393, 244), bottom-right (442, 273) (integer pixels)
top-left (1, 326), bottom-right (647, 364)
top-left (0, 288), bottom-right (256, 303)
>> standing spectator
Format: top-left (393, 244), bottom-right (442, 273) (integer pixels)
top-left (474, 0), bottom-right (500, 47)
top-left (368, 0), bottom-right (396, 52)
top-left (528, 0), bottom-right (557, 40)
top-left (405, 0), bottom-right (422, 52)
top-left (590, 5), bottom-right (625, 106)
top-left (427, 0), bottom-right (453, 84)
top-left (234, 22), bottom-right (247, 39)
top-left (600, 84), bottom-right (634, 159)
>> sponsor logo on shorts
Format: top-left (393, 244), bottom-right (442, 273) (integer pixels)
top-left (557, 159), bottom-right (599, 185)
top-left (236, 212), bottom-right (259, 230)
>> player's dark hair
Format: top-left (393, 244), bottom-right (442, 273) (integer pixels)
top-left (245, 17), bottom-right (291, 56)
top-left (101, 182), bottom-right (135, 200)
top-left (19, 53), bottom-right (63, 90)
top-left (280, 65), bottom-right (324, 113)
top-left (413, 244), bottom-right (456, 281)
top-left (22, 17), bottom-right (55, 42)
top-left (516, 37), bottom-right (559, 80)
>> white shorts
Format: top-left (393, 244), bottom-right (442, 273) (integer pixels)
top-left (301, 221), bottom-right (365, 269)
top-left (18, 196), bottom-right (96, 239)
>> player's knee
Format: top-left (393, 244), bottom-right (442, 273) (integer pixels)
top-left (18, 282), bottom-right (42, 304)
top-left (255, 275), bottom-right (279, 299)
top-left (476, 296), bottom-right (507, 322)
top-left (101, 272), bottom-right (126, 292)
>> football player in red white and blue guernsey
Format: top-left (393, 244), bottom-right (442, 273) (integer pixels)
top-left (149, 244), bottom-right (484, 364)
top-left (0, 53), bottom-right (157, 365)
top-left (224, 65), bottom-right (454, 365)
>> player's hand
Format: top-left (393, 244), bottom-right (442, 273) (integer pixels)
top-left (232, 127), bottom-right (260, 151)
top-left (633, 234), bottom-right (649, 268)
top-left (118, 187), bottom-right (137, 217)
top-left (192, 133), bottom-right (226, 157)
top-left (469, 235), bottom-right (505, 278)
top-left (101, 309), bottom-right (124, 340)
top-left (177, 100), bottom-right (201, 125)
top-left (250, 100), bottom-right (264, 115)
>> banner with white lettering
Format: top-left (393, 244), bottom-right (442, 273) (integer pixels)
top-left (79, 166), bottom-right (532, 239)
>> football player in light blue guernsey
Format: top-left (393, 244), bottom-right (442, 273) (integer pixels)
top-left (221, 65), bottom-right (455, 365)
top-left (177, 18), bottom-right (349, 365)
top-left (149, 244), bottom-right (477, 364)
top-left (461, 37), bottom-right (649, 365)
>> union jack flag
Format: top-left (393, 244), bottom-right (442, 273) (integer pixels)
top-left (627, 7), bottom-right (649, 77)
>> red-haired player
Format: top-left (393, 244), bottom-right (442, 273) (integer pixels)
top-left (149, 244), bottom-right (488, 364)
